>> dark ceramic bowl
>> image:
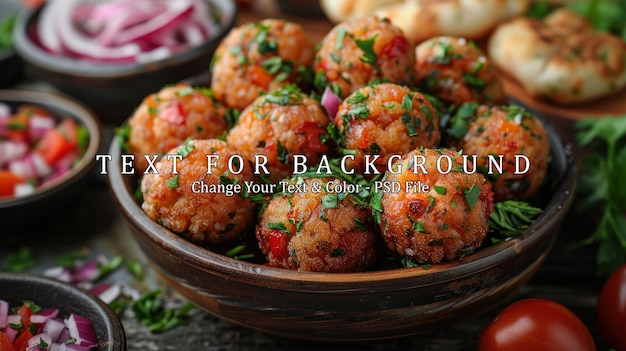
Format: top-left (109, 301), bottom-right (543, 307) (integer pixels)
top-left (12, 0), bottom-right (236, 124)
top-left (0, 273), bottom-right (126, 351)
top-left (108, 117), bottom-right (577, 341)
top-left (0, 90), bottom-right (101, 234)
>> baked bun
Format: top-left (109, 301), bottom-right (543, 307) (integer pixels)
top-left (489, 9), bottom-right (626, 104)
top-left (321, 0), bottom-right (529, 44)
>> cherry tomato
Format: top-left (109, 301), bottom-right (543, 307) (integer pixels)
top-left (597, 264), bottom-right (626, 350)
top-left (479, 298), bottom-right (596, 351)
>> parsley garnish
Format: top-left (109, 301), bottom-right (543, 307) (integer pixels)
top-left (354, 35), bottom-right (378, 65)
top-left (433, 185), bottom-right (447, 195)
top-left (401, 113), bottom-right (418, 137)
top-left (268, 222), bottom-right (290, 234)
top-left (1, 247), bottom-right (36, 273)
top-left (321, 193), bottom-right (338, 211)
top-left (447, 102), bottom-right (479, 139)
top-left (401, 93), bottom-right (413, 112)
top-left (489, 201), bottom-right (542, 242)
top-left (463, 184), bottom-right (481, 211)
top-left (574, 115), bottom-right (626, 277)
top-left (131, 290), bottom-right (195, 332)
top-left (276, 140), bottom-right (289, 164)
top-left (165, 175), bottom-right (179, 189)
top-left (176, 141), bottom-right (195, 158)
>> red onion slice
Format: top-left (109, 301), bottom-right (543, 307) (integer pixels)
top-left (4, 325), bottom-right (18, 344)
top-left (28, 115), bottom-right (56, 140)
top-left (43, 318), bottom-right (66, 342)
top-left (30, 309), bottom-right (60, 324)
top-left (0, 103), bottom-right (10, 119)
top-left (64, 314), bottom-right (97, 347)
top-left (0, 299), bottom-right (8, 329)
top-left (14, 183), bottom-right (36, 198)
top-left (321, 87), bottom-right (342, 120)
top-left (28, 333), bottom-right (53, 351)
top-left (0, 141), bottom-right (29, 167)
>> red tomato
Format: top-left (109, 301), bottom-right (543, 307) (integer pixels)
top-left (295, 122), bottom-right (329, 153)
top-left (0, 171), bottom-right (26, 197)
top-left (10, 329), bottom-right (31, 351)
top-left (268, 230), bottom-right (289, 262)
top-left (597, 264), bottom-right (626, 350)
top-left (35, 129), bottom-right (75, 165)
top-left (15, 305), bottom-right (32, 332)
top-left (479, 298), bottom-right (596, 351)
top-left (0, 333), bottom-right (16, 351)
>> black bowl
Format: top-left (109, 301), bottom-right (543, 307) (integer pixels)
top-left (12, 0), bottom-right (236, 124)
top-left (0, 1), bottom-right (23, 88)
top-left (0, 273), bottom-right (126, 351)
top-left (0, 90), bottom-right (101, 235)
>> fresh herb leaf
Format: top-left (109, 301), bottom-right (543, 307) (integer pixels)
top-left (489, 200), bottom-right (542, 241)
top-left (433, 185), bottom-right (447, 195)
top-left (54, 251), bottom-right (86, 268)
top-left (573, 115), bottom-right (626, 277)
top-left (131, 290), bottom-right (195, 333)
top-left (276, 140), bottom-right (289, 164)
top-left (93, 255), bottom-right (125, 282)
top-left (125, 260), bottom-right (144, 281)
top-left (2, 247), bottom-right (36, 272)
top-left (401, 93), bottom-right (413, 112)
top-left (115, 124), bottom-right (131, 153)
top-left (176, 141), bottom-right (195, 158)
top-left (268, 222), bottom-right (290, 234)
top-left (354, 35), bottom-right (378, 65)
top-left (165, 175), bottom-right (180, 189)
top-left (463, 184), bottom-right (481, 211)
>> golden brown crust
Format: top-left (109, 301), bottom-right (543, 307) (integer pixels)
top-left (378, 148), bottom-right (493, 264)
top-left (489, 9), bottom-right (626, 104)
top-left (141, 139), bottom-right (256, 246)
top-left (256, 177), bottom-right (377, 272)
top-left (128, 84), bottom-right (227, 172)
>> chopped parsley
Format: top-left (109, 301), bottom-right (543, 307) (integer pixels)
top-left (354, 35), bottom-right (378, 65)
top-left (276, 140), bottom-right (289, 164)
top-left (433, 185), bottom-right (447, 195)
top-left (401, 112), bottom-right (418, 137)
top-left (401, 93), bottom-right (413, 112)
top-left (176, 141), bottom-right (195, 158)
top-left (463, 184), bottom-right (481, 211)
top-left (447, 102), bottom-right (479, 139)
top-left (268, 222), bottom-right (290, 234)
top-left (165, 175), bottom-right (180, 189)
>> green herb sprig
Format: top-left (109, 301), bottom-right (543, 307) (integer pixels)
top-left (488, 201), bottom-right (542, 242)
top-left (574, 115), bottom-right (626, 278)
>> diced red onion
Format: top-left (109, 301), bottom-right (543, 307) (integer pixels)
top-left (37, 0), bottom-right (64, 52)
top-left (27, 333), bottom-right (52, 351)
top-left (14, 183), bottom-right (36, 198)
top-left (7, 314), bottom-right (21, 326)
top-left (28, 114), bottom-right (56, 140)
top-left (9, 153), bottom-right (53, 180)
top-left (49, 343), bottom-right (68, 351)
top-left (0, 103), bottom-right (10, 120)
top-left (55, 327), bottom-right (71, 344)
top-left (321, 87), bottom-right (342, 120)
top-left (93, 284), bottom-right (122, 304)
top-left (71, 260), bottom-right (100, 283)
top-left (43, 318), bottom-right (66, 342)
top-left (0, 141), bottom-right (29, 167)
top-left (0, 299), bottom-right (8, 329)
top-left (31, 309), bottom-right (60, 324)
top-left (4, 325), bottom-right (18, 344)
top-left (43, 267), bottom-right (73, 283)
top-left (95, 2), bottom-right (168, 47)
top-left (64, 314), bottom-right (97, 347)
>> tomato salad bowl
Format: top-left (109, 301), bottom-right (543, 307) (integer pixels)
top-left (108, 111), bottom-right (577, 341)
top-left (0, 89), bottom-right (101, 235)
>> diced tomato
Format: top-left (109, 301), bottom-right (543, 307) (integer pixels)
top-left (269, 230), bottom-right (289, 262)
top-left (57, 118), bottom-right (78, 146)
top-left (382, 36), bottom-right (410, 58)
top-left (15, 305), bottom-right (32, 332)
top-left (159, 102), bottom-right (186, 125)
top-left (0, 333), bottom-right (15, 351)
top-left (35, 129), bottom-right (75, 166)
top-left (295, 123), bottom-right (329, 153)
top-left (358, 128), bottom-right (369, 150)
top-left (10, 329), bottom-right (31, 351)
top-left (247, 65), bottom-right (273, 90)
top-left (0, 171), bottom-right (26, 197)
top-left (5, 114), bottom-right (28, 142)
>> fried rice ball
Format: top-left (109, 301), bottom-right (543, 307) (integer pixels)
top-left (334, 83), bottom-right (440, 174)
top-left (415, 36), bottom-right (505, 105)
top-left (256, 177), bottom-right (377, 272)
top-left (314, 16), bottom-right (415, 99)
top-left (227, 86), bottom-right (332, 183)
top-left (128, 83), bottom-right (227, 172)
top-left (375, 148), bottom-right (494, 264)
top-left (141, 139), bottom-right (256, 246)
top-left (454, 104), bottom-right (549, 201)
top-left (211, 19), bottom-right (315, 110)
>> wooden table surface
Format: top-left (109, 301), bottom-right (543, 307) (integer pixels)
top-left (0, 3), bottom-right (615, 350)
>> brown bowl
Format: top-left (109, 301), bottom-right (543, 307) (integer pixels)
top-left (0, 273), bottom-right (126, 351)
top-left (108, 115), bottom-right (577, 341)
top-left (0, 89), bottom-right (101, 236)
top-left (12, 0), bottom-right (236, 124)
